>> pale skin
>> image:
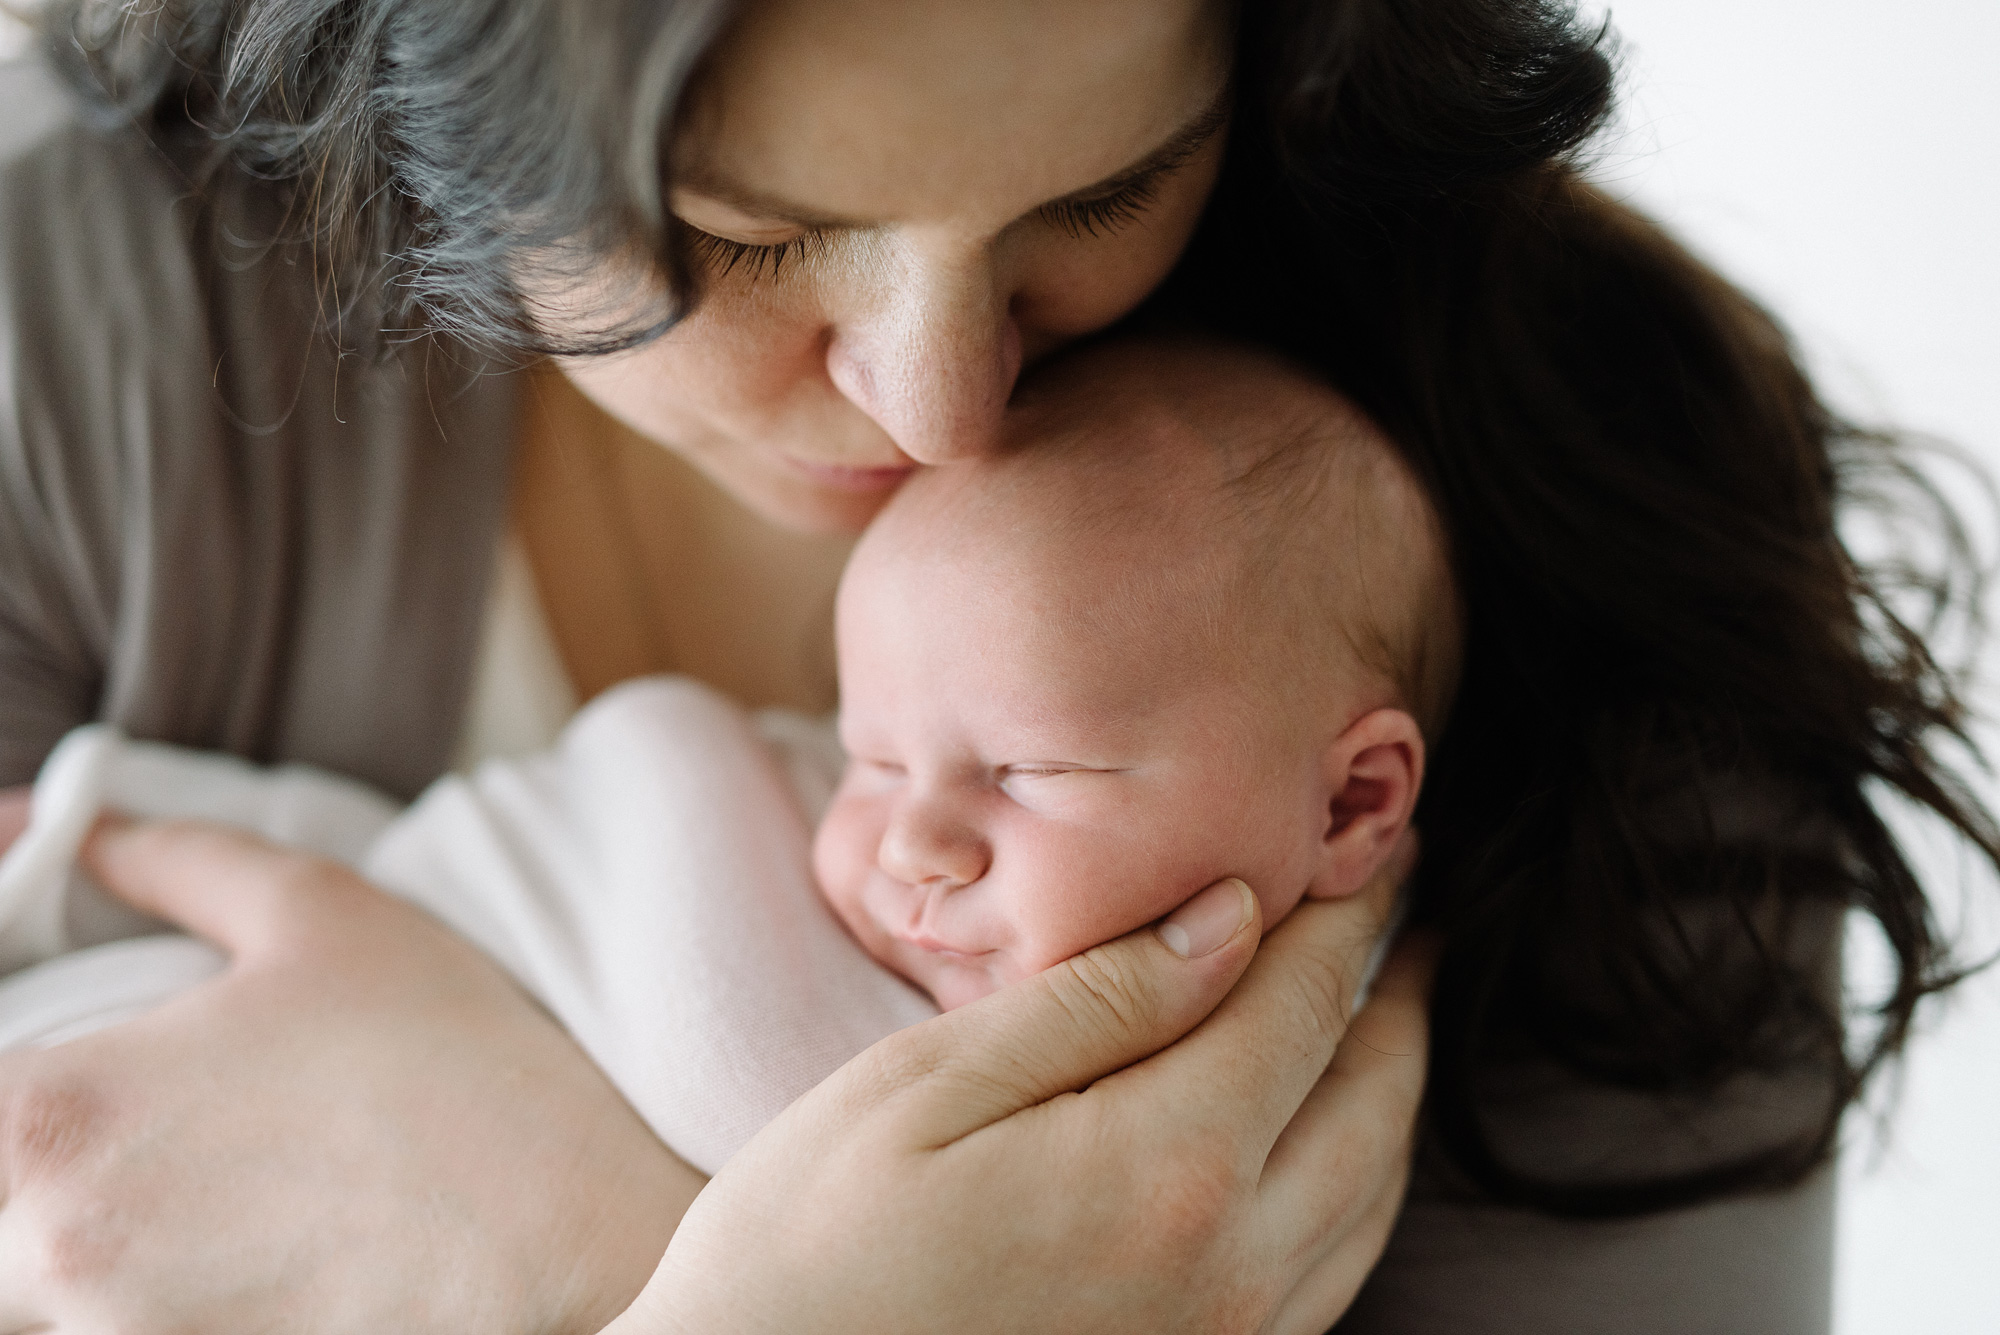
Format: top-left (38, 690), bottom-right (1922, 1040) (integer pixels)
top-left (814, 350), bottom-right (1433, 1012)
top-left (0, 0), bottom-right (1437, 1330)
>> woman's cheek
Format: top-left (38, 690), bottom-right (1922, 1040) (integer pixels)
top-left (566, 264), bottom-right (828, 434)
top-left (1013, 235), bottom-right (1185, 352)
top-left (661, 289), bottom-right (833, 421)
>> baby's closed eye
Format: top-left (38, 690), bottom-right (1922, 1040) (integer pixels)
top-left (999, 762), bottom-right (1121, 779)
top-left (836, 757), bottom-right (908, 795)
top-left (996, 764), bottom-right (1131, 803)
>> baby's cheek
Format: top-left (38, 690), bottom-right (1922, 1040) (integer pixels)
top-left (1014, 874), bottom-right (1184, 974)
top-left (1253, 879), bottom-right (1315, 932)
top-left (811, 795), bottom-right (876, 919)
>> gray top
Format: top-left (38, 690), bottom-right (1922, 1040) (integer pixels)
top-left (0, 58), bottom-right (515, 800)
top-left (0, 57), bottom-right (1832, 1334)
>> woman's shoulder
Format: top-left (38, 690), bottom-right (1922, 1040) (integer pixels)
top-left (0, 55), bottom-right (513, 448)
top-left (0, 53), bottom-right (517, 525)
top-left (0, 58), bottom-right (267, 655)
top-left (0, 63), bottom-right (205, 665)
top-left (0, 58), bottom-right (201, 337)
top-left (0, 56), bottom-right (77, 163)
top-left (0, 56), bottom-right (284, 488)
top-left (0, 56), bottom-right (519, 796)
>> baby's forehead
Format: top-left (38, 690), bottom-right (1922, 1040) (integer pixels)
top-left (904, 344), bottom-right (1370, 572)
top-left (1007, 339), bottom-right (1340, 474)
top-left (851, 335), bottom-right (1457, 727)
top-left (858, 355), bottom-right (1334, 663)
top-left (906, 346), bottom-right (1314, 522)
top-left (868, 428), bottom-right (1234, 631)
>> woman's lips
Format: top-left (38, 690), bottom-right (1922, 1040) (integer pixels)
top-left (784, 455), bottom-right (917, 493)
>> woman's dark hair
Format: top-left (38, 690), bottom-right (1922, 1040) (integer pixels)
top-left (1168, 0), bottom-right (1999, 1215)
top-left (38, 0), bottom-right (738, 350)
top-left (39, 0), bottom-right (1997, 1216)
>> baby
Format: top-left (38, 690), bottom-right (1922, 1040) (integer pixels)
top-left (815, 336), bottom-right (1458, 1010)
top-left (0, 336), bottom-right (1458, 1172)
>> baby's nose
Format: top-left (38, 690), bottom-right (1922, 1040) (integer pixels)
top-left (877, 795), bottom-right (988, 889)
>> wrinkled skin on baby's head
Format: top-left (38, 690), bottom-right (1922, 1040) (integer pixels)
top-left (812, 337), bottom-right (1460, 1010)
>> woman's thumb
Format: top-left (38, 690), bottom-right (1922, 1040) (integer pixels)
top-left (80, 817), bottom-right (346, 959)
top-left (850, 878), bottom-right (1264, 1148)
top-left (0, 786), bottom-right (32, 858)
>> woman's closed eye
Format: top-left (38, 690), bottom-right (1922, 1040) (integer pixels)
top-left (677, 100), bottom-right (1226, 282)
top-left (1037, 99), bottom-right (1228, 241)
top-left (682, 224), bottom-right (830, 280)
top-left (680, 170), bottom-right (1169, 281)
top-left (1036, 176), bottom-right (1168, 241)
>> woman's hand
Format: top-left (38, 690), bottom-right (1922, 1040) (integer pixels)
top-left (0, 820), bottom-right (705, 1335)
top-left (0, 817), bottom-right (1428, 1334)
top-left (0, 786), bottom-right (29, 856)
top-left (615, 860), bottom-right (1433, 1335)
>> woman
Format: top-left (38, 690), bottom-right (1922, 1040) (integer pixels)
top-left (0, 0), bottom-right (1990, 1332)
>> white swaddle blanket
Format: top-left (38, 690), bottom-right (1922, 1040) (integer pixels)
top-left (0, 676), bottom-right (938, 1174)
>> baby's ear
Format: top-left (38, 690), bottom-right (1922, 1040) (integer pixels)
top-left (1305, 709), bottom-right (1425, 901)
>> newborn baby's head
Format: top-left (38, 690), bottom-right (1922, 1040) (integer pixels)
top-left (813, 337), bottom-right (1460, 1010)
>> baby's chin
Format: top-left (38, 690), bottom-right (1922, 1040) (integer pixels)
top-left (890, 948), bottom-right (1016, 1012)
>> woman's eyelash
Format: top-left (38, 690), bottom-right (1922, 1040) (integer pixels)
top-left (1038, 175), bottom-right (1164, 241)
top-left (683, 225), bottom-right (827, 280)
top-left (1040, 102), bottom-right (1228, 240)
top-left (691, 181), bottom-right (1159, 271)
top-left (683, 145), bottom-right (1192, 273)
top-left (682, 109), bottom-right (1221, 275)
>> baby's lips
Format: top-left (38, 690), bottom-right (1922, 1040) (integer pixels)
top-left (1155, 878), bottom-right (1253, 959)
top-left (897, 926), bottom-right (996, 960)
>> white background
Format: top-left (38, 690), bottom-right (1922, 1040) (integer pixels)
top-left (1584, 4), bottom-right (2000, 1331)
top-left (4, 4), bottom-right (1996, 1330)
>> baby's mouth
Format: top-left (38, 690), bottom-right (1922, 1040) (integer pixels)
top-left (898, 929), bottom-right (994, 962)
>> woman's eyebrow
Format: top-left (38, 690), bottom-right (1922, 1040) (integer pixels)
top-left (676, 90), bottom-right (1231, 228)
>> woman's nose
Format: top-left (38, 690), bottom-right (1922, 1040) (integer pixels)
top-left (877, 791), bottom-right (989, 889)
top-left (825, 246), bottom-right (1024, 465)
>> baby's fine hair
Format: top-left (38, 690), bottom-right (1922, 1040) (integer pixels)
top-left (994, 335), bottom-right (1463, 741)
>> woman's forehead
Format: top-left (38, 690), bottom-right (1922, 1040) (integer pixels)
top-left (679, 0), bottom-right (1230, 225)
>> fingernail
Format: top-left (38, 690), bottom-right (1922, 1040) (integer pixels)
top-left (1157, 878), bottom-right (1252, 959)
